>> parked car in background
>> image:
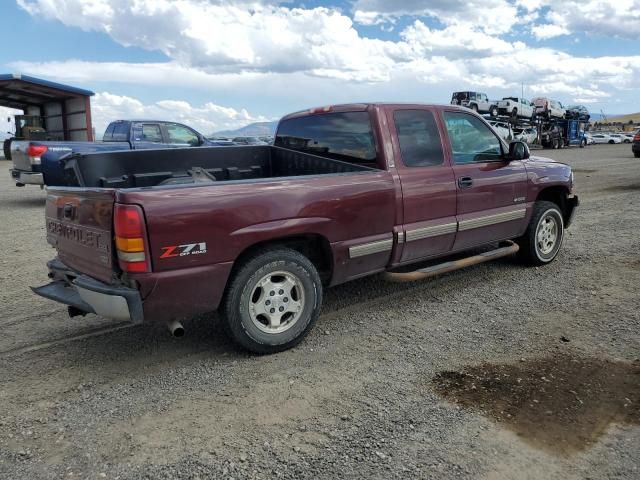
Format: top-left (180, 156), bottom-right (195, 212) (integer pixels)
top-left (451, 91), bottom-right (498, 116)
top-left (33, 103), bottom-right (578, 354)
top-left (591, 133), bottom-right (620, 144)
top-left (10, 120), bottom-right (218, 187)
top-left (584, 132), bottom-right (595, 145)
top-left (232, 136), bottom-right (269, 145)
top-left (633, 129), bottom-right (640, 157)
top-left (620, 133), bottom-right (634, 143)
top-left (497, 97), bottom-right (535, 120)
top-left (487, 119), bottom-right (514, 141)
top-left (565, 105), bottom-right (590, 121)
top-left (532, 98), bottom-right (566, 119)
top-left (609, 134), bottom-right (625, 143)
top-left (514, 126), bottom-right (538, 144)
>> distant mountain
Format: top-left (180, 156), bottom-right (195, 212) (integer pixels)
top-left (211, 121), bottom-right (278, 137)
top-left (602, 112), bottom-right (640, 124)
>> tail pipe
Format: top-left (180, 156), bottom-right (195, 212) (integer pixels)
top-left (384, 241), bottom-right (519, 283)
top-left (167, 319), bottom-right (185, 337)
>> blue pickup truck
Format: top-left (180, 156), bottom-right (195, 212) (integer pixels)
top-left (9, 120), bottom-right (225, 187)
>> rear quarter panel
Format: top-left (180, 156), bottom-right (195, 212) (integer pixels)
top-left (119, 170), bottom-right (397, 292)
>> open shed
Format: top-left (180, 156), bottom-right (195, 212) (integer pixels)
top-left (0, 73), bottom-right (94, 141)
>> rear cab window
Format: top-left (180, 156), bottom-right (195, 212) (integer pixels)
top-left (275, 111), bottom-right (379, 168)
top-left (102, 123), bottom-right (115, 141)
top-left (111, 122), bottom-right (130, 142)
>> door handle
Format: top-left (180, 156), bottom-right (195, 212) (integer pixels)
top-left (457, 176), bottom-right (473, 188)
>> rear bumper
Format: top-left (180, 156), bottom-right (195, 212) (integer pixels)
top-left (33, 260), bottom-right (143, 323)
top-left (33, 258), bottom-right (234, 324)
top-left (10, 168), bottom-right (44, 185)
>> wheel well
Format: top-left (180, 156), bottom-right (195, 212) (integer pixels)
top-left (231, 234), bottom-right (333, 285)
top-left (536, 186), bottom-right (571, 224)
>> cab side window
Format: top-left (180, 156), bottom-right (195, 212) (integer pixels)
top-left (444, 112), bottom-right (503, 164)
top-left (166, 124), bottom-right (200, 146)
top-left (394, 110), bottom-right (444, 167)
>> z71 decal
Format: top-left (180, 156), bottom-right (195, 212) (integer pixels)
top-left (160, 242), bottom-right (207, 259)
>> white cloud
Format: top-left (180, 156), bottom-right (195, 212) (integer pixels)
top-left (16, 0), bottom-right (412, 82)
top-left (530, 0), bottom-right (640, 40)
top-left (531, 23), bottom-right (569, 40)
top-left (90, 92), bottom-right (270, 136)
top-left (11, 0), bottom-right (640, 115)
top-left (353, 0), bottom-right (519, 34)
top-left (401, 21), bottom-right (523, 57)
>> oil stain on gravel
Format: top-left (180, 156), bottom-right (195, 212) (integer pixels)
top-left (433, 354), bottom-right (639, 456)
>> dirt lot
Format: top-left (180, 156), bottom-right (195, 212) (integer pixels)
top-left (0, 144), bottom-right (638, 479)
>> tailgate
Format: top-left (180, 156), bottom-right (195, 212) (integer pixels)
top-left (45, 188), bottom-right (117, 283)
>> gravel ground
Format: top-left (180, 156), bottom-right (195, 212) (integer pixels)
top-left (0, 144), bottom-right (638, 479)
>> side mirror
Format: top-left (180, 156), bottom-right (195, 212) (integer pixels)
top-left (508, 140), bottom-right (530, 161)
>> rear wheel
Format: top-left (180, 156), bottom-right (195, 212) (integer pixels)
top-left (517, 201), bottom-right (564, 266)
top-left (634, 152), bottom-right (640, 158)
top-left (490, 106), bottom-right (498, 117)
top-left (222, 248), bottom-right (322, 354)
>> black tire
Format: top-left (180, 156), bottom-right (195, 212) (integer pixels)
top-left (608, 140), bottom-right (614, 144)
top-left (516, 201), bottom-right (564, 266)
top-left (222, 248), bottom-right (322, 354)
top-left (580, 139), bottom-right (586, 148)
top-left (634, 152), bottom-right (640, 158)
top-left (490, 106), bottom-right (498, 117)
top-left (511, 108), bottom-right (518, 120)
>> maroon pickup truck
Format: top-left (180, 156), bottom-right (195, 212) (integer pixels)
top-left (34, 103), bottom-right (578, 353)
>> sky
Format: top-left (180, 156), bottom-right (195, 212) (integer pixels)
top-left (0, 0), bottom-right (639, 136)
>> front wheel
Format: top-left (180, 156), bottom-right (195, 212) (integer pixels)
top-left (516, 201), bottom-right (565, 266)
top-left (222, 248), bottom-right (322, 354)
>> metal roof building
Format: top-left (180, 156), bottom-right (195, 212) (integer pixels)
top-left (0, 73), bottom-right (95, 141)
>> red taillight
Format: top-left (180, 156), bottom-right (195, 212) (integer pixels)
top-left (634, 133), bottom-right (640, 141)
top-left (114, 204), bottom-right (150, 273)
top-left (114, 204), bottom-right (144, 238)
top-left (27, 145), bottom-right (48, 157)
top-left (26, 145), bottom-right (48, 165)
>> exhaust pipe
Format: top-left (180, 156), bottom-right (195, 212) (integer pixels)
top-left (167, 319), bottom-right (185, 337)
top-left (385, 241), bottom-right (519, 283)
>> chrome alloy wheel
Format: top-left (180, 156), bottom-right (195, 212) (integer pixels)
top-left (248, 271), bottom-right (305, 334)
top-left (536, 214), bottom-right (559, 256)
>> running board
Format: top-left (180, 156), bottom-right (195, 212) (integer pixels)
top-left (384, 241), bottom-right (520, 283)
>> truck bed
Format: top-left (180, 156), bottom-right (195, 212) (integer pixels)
top-left (63, 145), bottom-right (375, 188)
